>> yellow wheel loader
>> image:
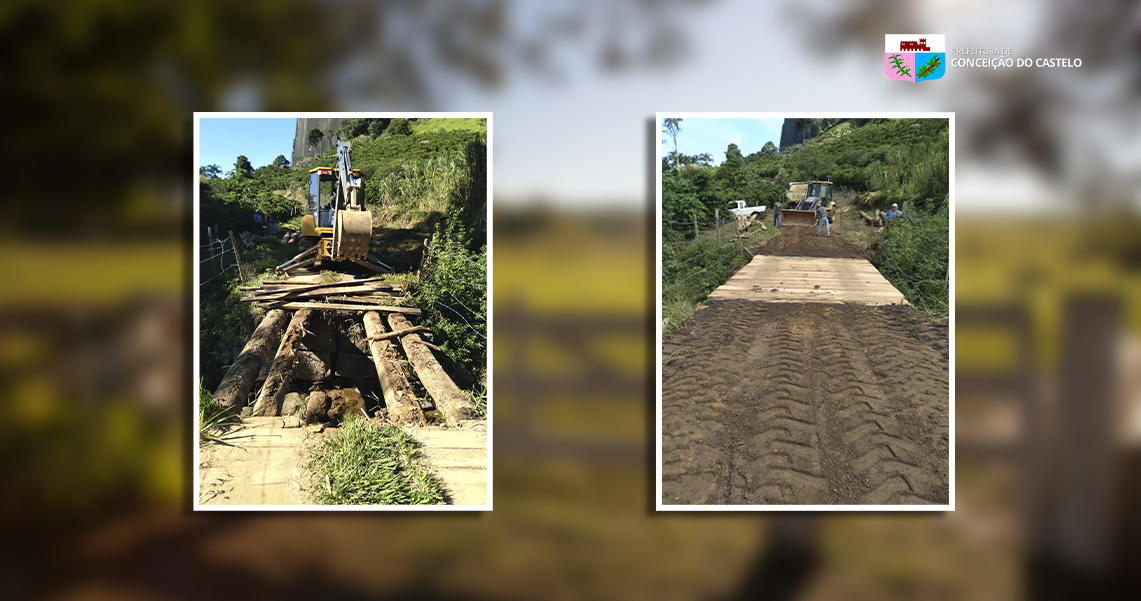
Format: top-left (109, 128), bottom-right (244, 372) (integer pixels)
top-left (276, 140), bottom-right (392, 275)
top-left (782, 180), bottom-right (836, 227)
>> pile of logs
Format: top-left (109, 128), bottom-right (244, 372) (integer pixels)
top-left (211, 276), bottom-right (478, 427)
top-left (859, 210), bottom-right (887, 228)
top-left (238, 277), bottom-right (419, 316)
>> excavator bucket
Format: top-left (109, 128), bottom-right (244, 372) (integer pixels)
top-left (781, 209), bottom-right (818, 227)
top-left (332, 209), bottom-right (372, 261)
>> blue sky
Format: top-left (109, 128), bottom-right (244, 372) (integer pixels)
top-left (661, 118), bottom-right (784, 166)
top-left (198, 118), bottom-right (296, 172)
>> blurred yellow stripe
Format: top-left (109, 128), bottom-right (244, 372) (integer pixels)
top-left (0, 244), bottom-right (184, 305)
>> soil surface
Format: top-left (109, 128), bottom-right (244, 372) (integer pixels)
top-left (662, 227), bottom-right (948, 506)
top-left (751, 225), bottom-right (866, 259)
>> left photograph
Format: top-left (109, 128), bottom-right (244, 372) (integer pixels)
top-left (194, 114), bottom-right (490, 510)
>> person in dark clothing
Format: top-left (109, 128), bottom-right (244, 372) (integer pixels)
top-left (774, 201), bottom-right (782, 228)
top-left (815, 204), bottom-right (830, 237)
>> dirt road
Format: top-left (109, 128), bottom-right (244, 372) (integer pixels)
top-left (661, 228), bottom-right (948, 506)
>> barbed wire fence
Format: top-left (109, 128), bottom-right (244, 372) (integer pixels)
top-left (873, 205), bottom-right (949, 318)
top-left (662, 211), bottom-right (759, 330)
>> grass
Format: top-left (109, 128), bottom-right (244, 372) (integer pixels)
top-left (412, 118), bottom-right (487, 135)
top-left (199, 380), bottom-right (239, 444)
top-left (306, 414), bottom-right (448, 505)
top-left (469, 385), bottom-right (487, 416)
top-left (661, 218), bottom-right (767, 337)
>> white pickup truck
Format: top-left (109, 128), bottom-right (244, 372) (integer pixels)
top-left (727, 200), bottom-right (767, 219)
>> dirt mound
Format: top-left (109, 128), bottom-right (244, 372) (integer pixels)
top-left (752, 225), bottom-right (866, 259)
top-left (661, 301), bottom-right (948, 505)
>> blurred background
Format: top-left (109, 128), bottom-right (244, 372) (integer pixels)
top-left (1, 0), bottom-right (1140, 599)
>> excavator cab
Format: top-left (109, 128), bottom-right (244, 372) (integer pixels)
top-left (307, 168), bottom-right (343, 229)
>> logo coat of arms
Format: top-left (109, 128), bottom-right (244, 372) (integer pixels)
top-left (885, 35), bottom-right (946, 82)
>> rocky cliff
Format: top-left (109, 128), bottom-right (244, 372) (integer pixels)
top-left (291, 118), bottom-right (341, 167)
top-left (779, 118), bottom-right (820, 150)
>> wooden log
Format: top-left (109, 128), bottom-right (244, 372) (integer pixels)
top-left (251, 309), bottom-right (311, 416)
top-left (213, 309), bottom-right (289, 414)
top-left (362, 312), bottom-right (426, 426)
top-left (269, 301), bottom-right (421, 315)
top-left (363, 325), bottom-right (428, 342)
top-left (387, 313), bottom-right (479, 426)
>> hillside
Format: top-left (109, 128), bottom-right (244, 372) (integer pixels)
top-left (198, 116), bottom-right (488, 392)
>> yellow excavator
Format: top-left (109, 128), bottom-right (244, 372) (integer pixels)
top-left (276, 140), bottom-right (391, 275)
top-left (782, 180), bottom-right (836, 227)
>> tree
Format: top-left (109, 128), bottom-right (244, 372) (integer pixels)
top-left (200, 164), bottom-right (221, 178)
top-left (718, 143), bottom-right (746, 198)
top-left (271, 155), bottom-right (289, 168)
top-left (367, 118), bottom-right (390, 138)
top-left (386, 118), bottom-right (413, 136)
top-left (307, 127), bottom-right (323, 147)
top-left (662, 118), bottom-right (682, 172)
top-left (761, 141), bottom-right (778, 154)
top-left (233, 155), bottom-right (253, 178)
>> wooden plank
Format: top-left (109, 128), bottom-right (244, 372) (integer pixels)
top-left (323, 295), bottom-right (407, 305)
top-left (254, 278), bottom-right (398, 292)
top-left (239, 285), bottom-right (401, 302)
top-left (708, 255), bottom-right (908, 305)
top-left (269, 301), bottom-right (421, 316)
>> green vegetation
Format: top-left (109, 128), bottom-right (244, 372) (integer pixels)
top-left (888, 54), bottom-right (911, 78)
top-left (661, 218), bottom-right (778, 335)
top-left (661, 117), bottom-right (950, 324)
top-left (874, 202), bottom-right (950, 316)
top-left (469, 384), bottom-right (487, 416)
top-left (199, 380), bottom-right (238, 444)
top-left (917, 55), bottom-right (943, 80)
top-left (306, 414), bottom-right (447, 505)
top-left (199, 117), bottom-right (488, 391)
top-left (412, 135), bottom-right (488, 374)
top-left (412, 117), bottom-right (487, 134)
top-left (386, 118), bottom-right (414, 137)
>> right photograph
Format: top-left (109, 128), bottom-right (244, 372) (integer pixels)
top-left (657, 114), bottom-right (952, 509)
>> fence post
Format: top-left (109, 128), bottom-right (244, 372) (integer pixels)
top-left (693, 213), bottom-right (698, 240)
top-left (229, 230), bottom-right (246, 282)
top-left (715, 208), bottom-right (721, 244)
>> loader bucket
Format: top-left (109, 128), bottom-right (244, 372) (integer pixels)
top-left (781, 209), bottom-right (818, 227)
top-left (332, 209), bottom-right (372, 261)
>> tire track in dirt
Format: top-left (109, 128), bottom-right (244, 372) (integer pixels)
top-left (662, 301), bottom-right (948, 506)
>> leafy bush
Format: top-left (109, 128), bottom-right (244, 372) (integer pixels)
top-left (412, 136), bottom-right (487, 375)
top-left (874, 202), bottom-right (949, 316)
top-left (386, 118), bottom-right (413, 137)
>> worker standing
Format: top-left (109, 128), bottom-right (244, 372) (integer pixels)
top-left (815, 203), bottom-right (830, 237)
top-left (885, 203), bottom-right (902, 224)
top-left (268, 212), bottom-right (277, 236)
top-left (773, 201), bottom-right (782, 229)
top-left (253, 209), bottom-right (264, 234)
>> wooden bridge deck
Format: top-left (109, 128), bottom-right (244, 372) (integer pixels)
top-left (708, 256), bottom-right (907, 305)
